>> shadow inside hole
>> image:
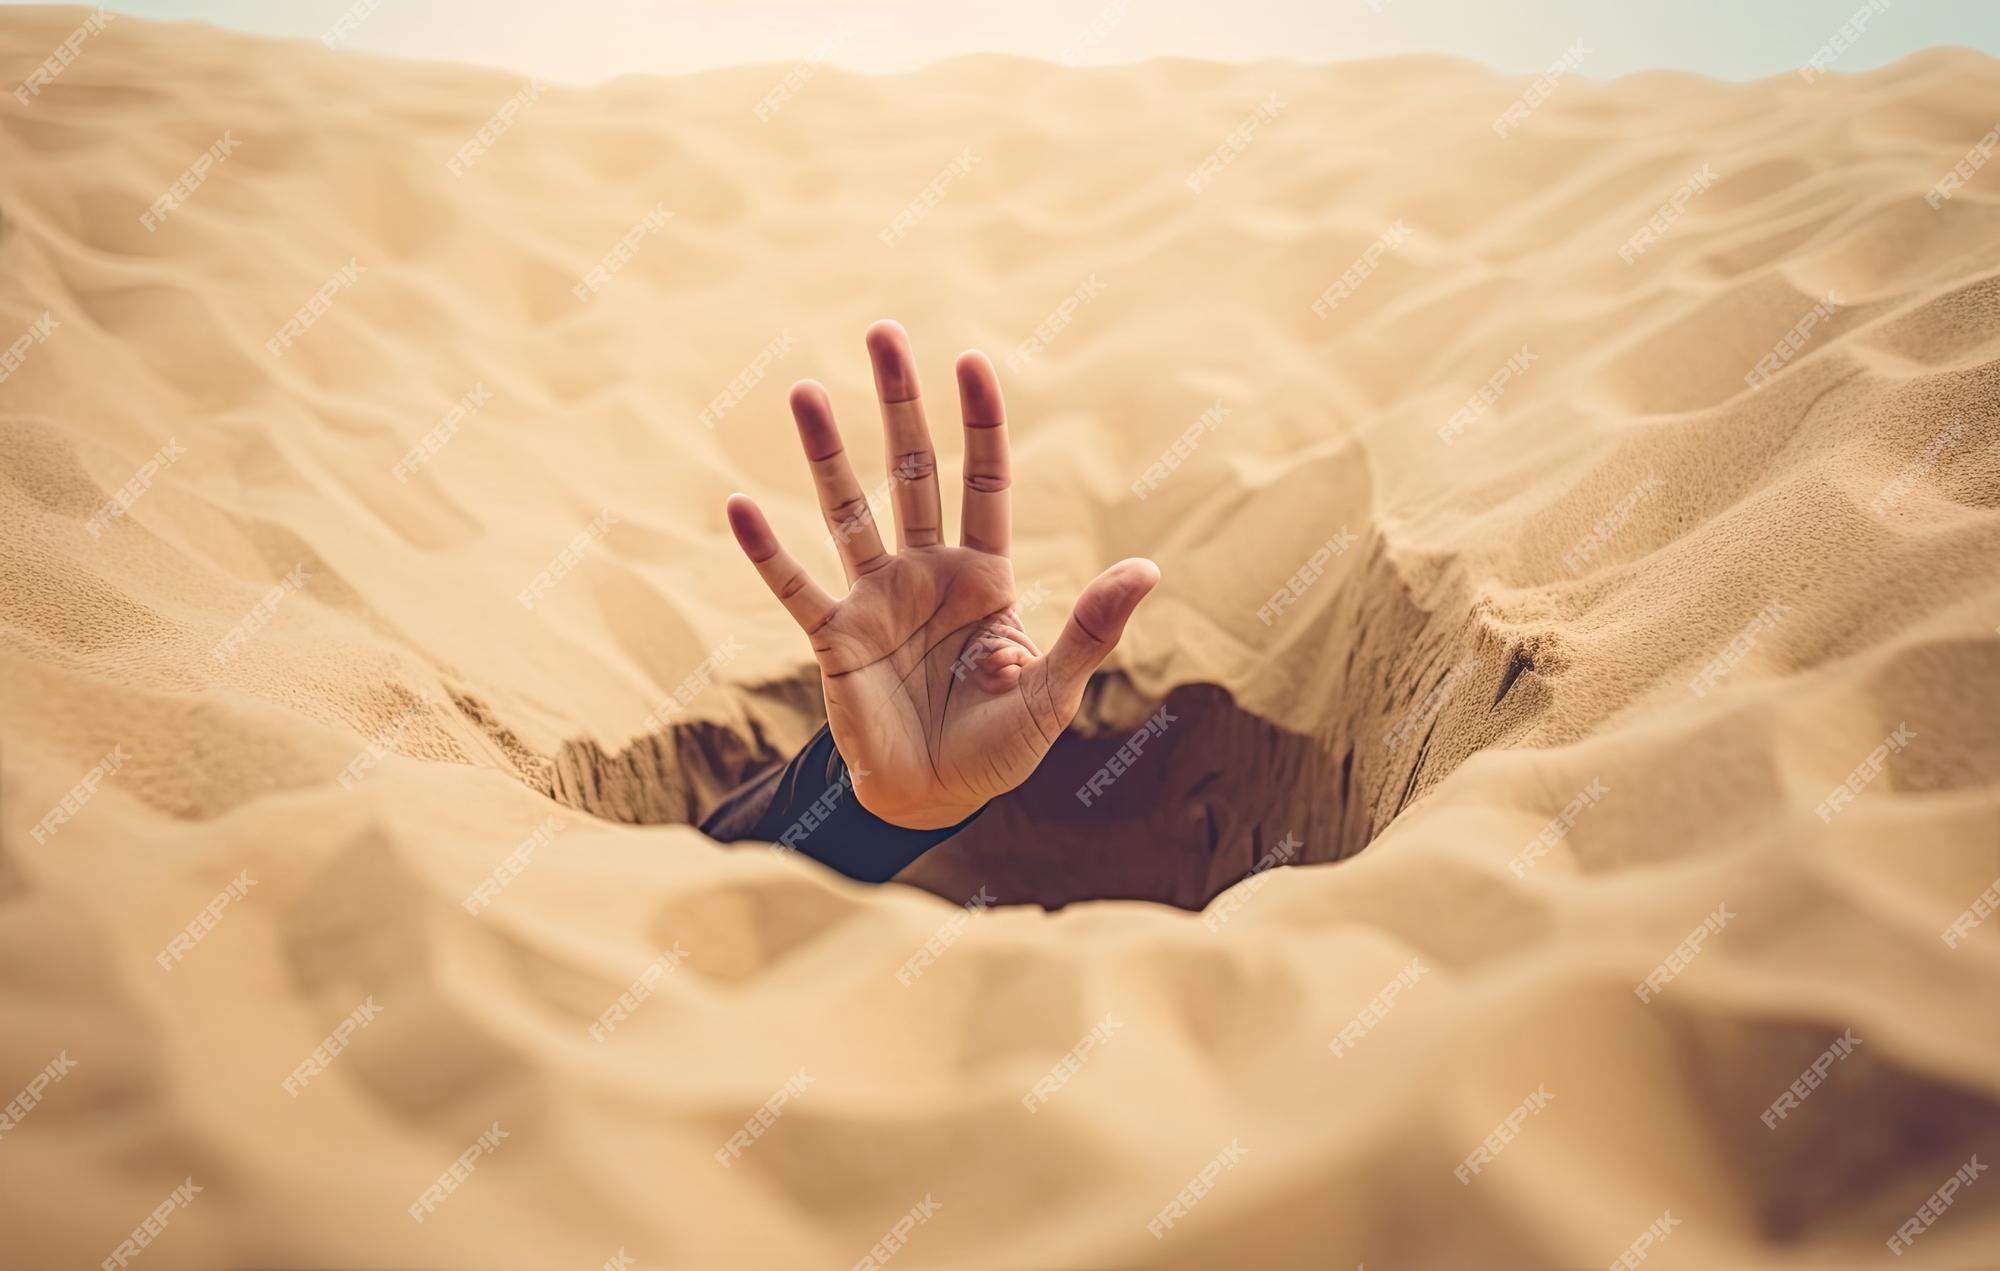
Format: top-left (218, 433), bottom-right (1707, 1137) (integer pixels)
top-left (898, 682), bottom-right (1359, 911)
top-left (548, 677), bottom-right (1368, 913)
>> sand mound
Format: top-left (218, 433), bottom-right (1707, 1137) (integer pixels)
top-left (2, 9), bottom-right (1998, 1267)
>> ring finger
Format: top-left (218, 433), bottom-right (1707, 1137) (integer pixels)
top-left (789, 380), bottom-right (889, 580)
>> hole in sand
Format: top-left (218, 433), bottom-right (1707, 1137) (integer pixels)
top-left (546, 674), bottom-right (1379, 913)
top-left (543, 539), bottom-right (1547, 911)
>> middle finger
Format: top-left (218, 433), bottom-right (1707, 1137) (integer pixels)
top-left (866, 319), bottom-right (945, 549)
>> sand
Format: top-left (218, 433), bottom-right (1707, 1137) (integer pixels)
top-left (3, 7), bottom-right (1999, 1267)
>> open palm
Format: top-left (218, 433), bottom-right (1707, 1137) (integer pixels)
top-left (725, 321), bottom-right (1159, 830)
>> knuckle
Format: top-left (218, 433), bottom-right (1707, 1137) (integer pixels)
top-left (827, 496), bottom-right (873, 526)
top-left (892, 451), bottom-right (937, 483)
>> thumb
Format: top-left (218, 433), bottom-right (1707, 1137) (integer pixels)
top-left (1039, 558), bottom-right (1160, 720)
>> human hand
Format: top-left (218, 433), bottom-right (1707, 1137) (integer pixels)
top-left (725, 320), bottom-right (1159, 829)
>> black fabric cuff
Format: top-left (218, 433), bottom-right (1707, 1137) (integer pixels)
top-left (698, 724), bottom-right (983, 884)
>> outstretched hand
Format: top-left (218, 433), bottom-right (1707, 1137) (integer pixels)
top-left (725, 320), bottom-right (1159, 830)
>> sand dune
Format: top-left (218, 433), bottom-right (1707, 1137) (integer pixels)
top-left (2, 7), bottom-right (1999, 1267)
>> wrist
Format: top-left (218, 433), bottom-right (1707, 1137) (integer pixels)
top-left (851, 781), bottom-right (983, 832)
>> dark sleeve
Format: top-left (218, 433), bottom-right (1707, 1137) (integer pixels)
top-left (698, 724), bottom-right (982, 884)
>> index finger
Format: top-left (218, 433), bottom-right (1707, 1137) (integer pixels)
top-left (956, 350), bottom-right (1010, 556)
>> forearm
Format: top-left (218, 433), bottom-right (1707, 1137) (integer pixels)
top-left (699, 724), bottom-right (983, 883)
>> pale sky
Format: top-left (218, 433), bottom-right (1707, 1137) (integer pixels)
top-left (26, 0), bottom-right (2000, 81)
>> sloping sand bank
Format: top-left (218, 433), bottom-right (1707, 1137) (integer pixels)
top-left (2, 9), bottom-right (1998, 1267)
